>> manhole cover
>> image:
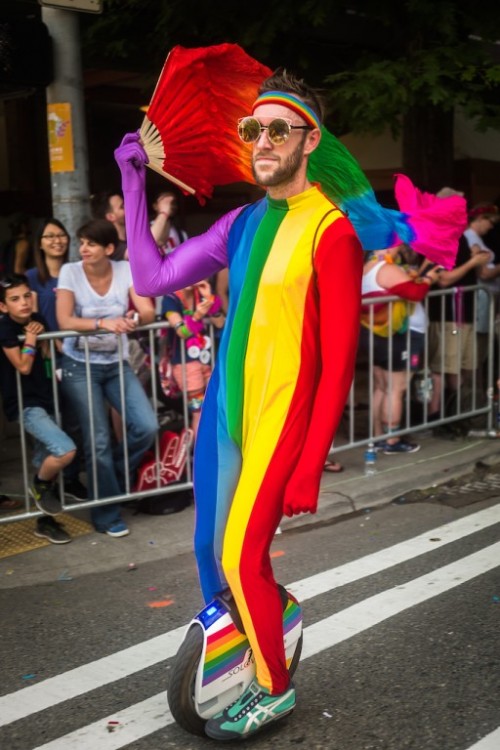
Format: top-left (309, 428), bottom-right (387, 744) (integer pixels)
top-left (392, 463), bottom-right (500, 509)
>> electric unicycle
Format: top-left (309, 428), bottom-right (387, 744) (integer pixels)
top-left (167, 584), bottom-right (303, 736)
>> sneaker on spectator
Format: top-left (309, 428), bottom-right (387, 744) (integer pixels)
top-left (34, 517), bottom-right (71, 544)
top-left (102, 521), bottom-right (130, 538)
top-left (64, 478), bottom-right (88, 501)
top-left (205, 679), bottom-right (295, 740)
top-left (30, 479), bottom-right (62, 516)
top-left (383, 440), bottom-right (420, 455)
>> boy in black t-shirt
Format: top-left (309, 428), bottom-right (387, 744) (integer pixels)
top-left (0, 274), bottom-right (76, 543)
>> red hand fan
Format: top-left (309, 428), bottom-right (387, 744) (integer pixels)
top-left (140, 43), bottom-right (272, 204)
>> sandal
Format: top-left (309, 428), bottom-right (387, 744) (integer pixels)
top-left (323, 461), bottom-right (344, 473)
top-left (0, 495), bottom-right (23, 513)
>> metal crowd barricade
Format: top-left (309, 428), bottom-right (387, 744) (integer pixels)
top-left (0, 320), bottom-right (202, 525)
top-left (334, 283), bottom-right (496, 455)
top-left (0, 286), bottom-right (497, 523)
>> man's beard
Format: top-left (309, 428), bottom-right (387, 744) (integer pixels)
top-left (252, 136), bottom-right (306, 188)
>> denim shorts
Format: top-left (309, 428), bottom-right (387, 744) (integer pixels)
top-left (22, 406), bottom-right (76, 469)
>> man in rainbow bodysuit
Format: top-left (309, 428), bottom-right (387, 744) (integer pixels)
top-left (115, 69), bottom-right (363, 740)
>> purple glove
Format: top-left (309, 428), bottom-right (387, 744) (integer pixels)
top-left (114, 132), bottom-right (149, 192)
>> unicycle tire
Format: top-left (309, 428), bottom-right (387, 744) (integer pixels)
top-left (167, 625), bottom-right (207, 737)
top-left (288, 632), bottom-right (303, 678)
top-left (168, 620), bottom-right (303, 736)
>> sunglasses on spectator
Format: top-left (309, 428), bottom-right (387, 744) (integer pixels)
top-left (238, 116), bottom-right (310, 146)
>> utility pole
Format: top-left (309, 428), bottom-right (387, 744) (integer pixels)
top-left (41, 7), bottom-right (90, 259)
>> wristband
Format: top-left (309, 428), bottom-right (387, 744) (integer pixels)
top-left (95, 318), bottom-right (100, 330)
top-left (22, 345), bottom-right (36, 357)
top-left (178, 324), bottom-right (191, 338)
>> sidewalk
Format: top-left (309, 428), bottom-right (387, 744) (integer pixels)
top-left (1, 426), bottom-right (500, 589)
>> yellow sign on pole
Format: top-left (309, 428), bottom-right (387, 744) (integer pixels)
top-left (47, 102), bottom-right (75, 173)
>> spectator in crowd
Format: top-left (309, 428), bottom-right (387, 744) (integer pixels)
top-left (215, 267), bottom-right (229, 315)
top-left (484, 195), bottom-right (500, 261)
top-left (90, 189), bottom-right (183, 267)
top-left (90, 191), bottom-right (128, 260)
top-left (0, 273), bottom-right (76, 543)
top-left (466, 204), bottom-right (500, 391)
top-left (427, 209), bottom-right (494, 420)
top-left (361, 244), bottom-right (443, 453)
top-left (161, 279), bottom-right (224, 438)
top-left (26, 217), bottom-right (88, 500)
top-left (56, 219), bottom-right (158, 538)
top-left (149, 190), bottom-right (190, 318)
top-left (151, 190), bottom-right (188, 255)
top-left (27, 218), bottom-right (70, 339)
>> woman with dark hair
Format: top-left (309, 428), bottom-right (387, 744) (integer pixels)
top-left (56, 219), bottom-right (158, 537)
top-left (26, 218), bottom-right (90, 500)
top-left (26, 218), bottom-right (70, 333)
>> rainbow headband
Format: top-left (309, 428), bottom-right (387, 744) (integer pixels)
top-left (252, 91), bottom-right (321, 130)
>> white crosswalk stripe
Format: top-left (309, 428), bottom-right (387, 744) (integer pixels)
top-left (466, 727), bottom-right (500, 749)
top-left (1, 504), bottom-right (498, 749)
top-left (32, 540), bottom-right (500, 750)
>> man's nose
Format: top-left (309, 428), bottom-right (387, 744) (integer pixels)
top-left (255, 128), bottom-right (273, 148)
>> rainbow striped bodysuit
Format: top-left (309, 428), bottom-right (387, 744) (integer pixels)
top-left (123, 176), bottom-right (363, 695)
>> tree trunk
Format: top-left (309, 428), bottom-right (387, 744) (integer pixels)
top-left (402, 105), bottom-right (454, 192)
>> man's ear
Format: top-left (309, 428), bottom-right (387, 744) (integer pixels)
top-left (303, 127), bottom-right (322, 156)
top-left (0, 301), bottom-right (8, 314)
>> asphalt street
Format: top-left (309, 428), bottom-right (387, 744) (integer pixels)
top-left (1, 496), bottom-right (499, 750)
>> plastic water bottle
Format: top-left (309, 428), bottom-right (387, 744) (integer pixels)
top-left (363, 442), bottom-right (378, 476)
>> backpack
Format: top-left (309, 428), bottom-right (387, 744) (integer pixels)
top-left (133, 427), bottom-right (194, 515)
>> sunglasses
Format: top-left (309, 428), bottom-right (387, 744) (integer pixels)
top-left (237, 116), bottom-right (311, 146)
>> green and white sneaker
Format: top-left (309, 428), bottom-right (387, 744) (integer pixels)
top-left (205, 679), bottom-right (295, 741)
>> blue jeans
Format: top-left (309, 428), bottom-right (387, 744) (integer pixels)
top-left (60, 356), bottom-right (158, 531)
top-left (22, 406), bottom-right (76, 470)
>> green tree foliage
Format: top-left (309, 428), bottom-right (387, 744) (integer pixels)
top-left (325, 1), bottom-right (500, 138)
top-left (83, 0), bottom-right (500, 130)
top-left (82, 0), bottom-right (500, 187)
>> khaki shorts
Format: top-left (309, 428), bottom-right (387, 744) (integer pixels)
top-left (428, 321), bottom-right (476, 374)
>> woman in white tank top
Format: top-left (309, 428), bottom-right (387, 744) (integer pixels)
top-left (361, 245), bottom-right (442, 454)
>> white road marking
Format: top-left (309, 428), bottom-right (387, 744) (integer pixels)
top-left (1, 503), bottom-right (498, 728)
top-left (33, 540), bottom-right (500, 749)
top-left (289, 503), bottom-right (500, 601)
top-left (0, 628), bottom-right (185, 728)
top-left (466, 727), bottom-right (500, 749)
top-left (36, 693), bottom-right (171, 750)
top-left (301, 540), bottom-right (500, 657)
